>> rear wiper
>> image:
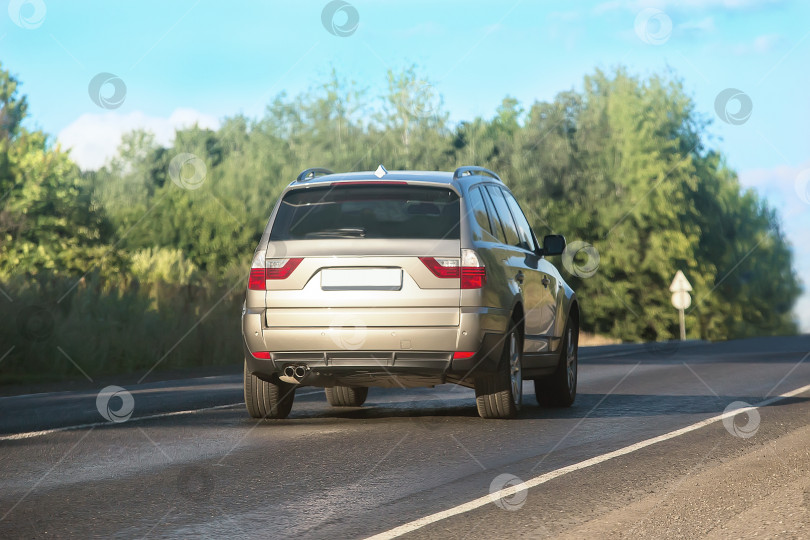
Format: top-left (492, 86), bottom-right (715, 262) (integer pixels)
top-left (306, 228), bottom-right (367, 238)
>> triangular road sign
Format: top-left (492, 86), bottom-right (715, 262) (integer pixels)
top-left (669, 270), bottom-right (693, 293)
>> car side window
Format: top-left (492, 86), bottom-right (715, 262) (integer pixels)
top-left (479, 187), bottom-right (506, 244)
top-left (501, 189), bottom-right (536, 252)
top-left (466, 187), bottom-right (497, 242)
top-left (484, 185), bottom-right (521, 247)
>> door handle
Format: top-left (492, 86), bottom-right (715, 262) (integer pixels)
top-left (541, 276), bottom-right (550, 288)
top-left (515, 271), bottom-right (524, 284)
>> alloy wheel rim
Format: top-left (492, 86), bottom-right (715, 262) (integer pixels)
top-left (509, 332), bottom-right (522, 405)
top-left (566, 328), bottom-right (577, 392)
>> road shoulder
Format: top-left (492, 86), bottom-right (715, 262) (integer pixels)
top-left (408, 393), bottom-right (810, 539)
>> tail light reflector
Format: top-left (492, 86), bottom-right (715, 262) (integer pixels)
top-left (452, 351), bottom-right (475, 359)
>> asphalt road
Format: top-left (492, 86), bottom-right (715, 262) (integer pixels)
top-left (1, 336), bottom-right (809, 538)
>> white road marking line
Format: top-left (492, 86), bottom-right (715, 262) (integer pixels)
top-left (0, 379), bottom-right (239, 400)
top-left (366, 382), bottom-right (810, 540)
top-left (0, 403), bottom-right (242, 441)
top-left (0, 390), bottom-right (324, 442)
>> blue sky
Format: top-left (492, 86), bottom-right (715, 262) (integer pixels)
top-left (2, 0), bottom-right (809, 329)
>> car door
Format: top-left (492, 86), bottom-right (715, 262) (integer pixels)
top-left (498, 188), bottom-right (561, 356)
top-left (481, 186), bottom-right (552, 362)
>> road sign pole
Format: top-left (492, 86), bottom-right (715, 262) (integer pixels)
top-left (670, 271), bottom-right (692, 342)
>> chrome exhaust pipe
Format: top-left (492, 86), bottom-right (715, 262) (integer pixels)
top-left (294, 365), bottom-right (308, 379)
top-left (279, 365), bottom-right (299, 385)
top-left (279, 364), bottom-right (310, 385)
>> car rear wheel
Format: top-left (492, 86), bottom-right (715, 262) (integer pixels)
top-left (243, 361), bottom-right (295, 419)
top-left (475, 321), bottom-right (522, 419)
top-left (325, 386), bottom-right (369, 407)
top-left (534, 317), bottom-right (578, 407)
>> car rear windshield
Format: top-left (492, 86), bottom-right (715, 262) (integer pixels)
top-left (269, 185), bottom-right (460, 240)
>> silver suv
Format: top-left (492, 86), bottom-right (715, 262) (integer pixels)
top-left (241, 166), bottom-right (579, 419)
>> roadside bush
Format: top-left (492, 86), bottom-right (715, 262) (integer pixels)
top-left (0, 273), bottom-right (242, 385)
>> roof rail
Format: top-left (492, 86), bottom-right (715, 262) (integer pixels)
top-left (296, 167), bottom-right (335, 182)
top-left (452, 166), bottom-right (502, 183)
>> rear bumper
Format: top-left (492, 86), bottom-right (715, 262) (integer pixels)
top-left (243, 346), bottom-right (501, 388)
top-left (242, 306), bottom-right (510, 385)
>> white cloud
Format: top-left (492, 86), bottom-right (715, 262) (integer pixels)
top-left (662, 0), bottom-right (780, 8)
top-left (739, 162), bottom-right (810, 215)
top-left (57, 109), bottom-right (220, 171)
top-left (732, 33), bottom-right (782, 55)
top-left (677, 16), bottom-right (715, 34)
top-left (393, 21), bottom-right (446, 38)
top-left (595, 0), bottom-right (782, 13)
top-left (593, 1), bottom-right (622, 15)
top-left (548, 10), bottom-right (584, 22)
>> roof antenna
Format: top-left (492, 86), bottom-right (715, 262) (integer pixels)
top-left (374, 164), bottom-right (388, 178)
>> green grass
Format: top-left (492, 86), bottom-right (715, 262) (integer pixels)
top-left (1, 274), bottom-right (244, 385)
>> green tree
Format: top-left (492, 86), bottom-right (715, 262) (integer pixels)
top-left (83, 65), bottom-right (802, 342)
top-left (0, 63), bottom-right (120, 280)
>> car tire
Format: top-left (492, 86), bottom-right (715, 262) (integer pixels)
top-left (243, 361), bottom-right (295, 419)
top-left (475, 320), bottom-right (523, 419)
top-left (325, 386), bottom-right (369, 407)
top-left (534, 317), bottom-right (578, 407)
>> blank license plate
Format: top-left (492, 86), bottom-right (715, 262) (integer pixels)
top-left (321, 268), bottom-right (403, 291)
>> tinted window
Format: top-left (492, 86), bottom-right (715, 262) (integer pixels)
top-left (484, 185), bottom-right (520, 247)
top-left (480, 187), bottom-right (506, 243)
top-left (466, 187), bottom-right (496, 241)
top-left (270, 185), bottom-right (460, 240)
top-left (502, 189), bottom-right (535, 251)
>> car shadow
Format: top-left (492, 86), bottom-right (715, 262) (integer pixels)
top-left (251, 393), bottom-right (810, 424)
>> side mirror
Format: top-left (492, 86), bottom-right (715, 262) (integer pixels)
top-left (540, 234), bottom-right (566, 256)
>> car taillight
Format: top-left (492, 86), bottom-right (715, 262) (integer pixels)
top-left (248, 268), bottom-right (266, 290)
top-left (461, 267), bottom-right (486, 289)
top-left (420, 249), bottom-right (486, 289)
top-left (265, 258), bottom-right (303, 279)
top-left (248, 250), bottom-right (303, 291)
top-left (452, 351), bottom-right (475, 359)
top-left (248, 249), bottom-right (267, 290)
top-left (419, 256), bottom-right (461, 278)
top-left (461, 249), bottom-right (486, 289)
